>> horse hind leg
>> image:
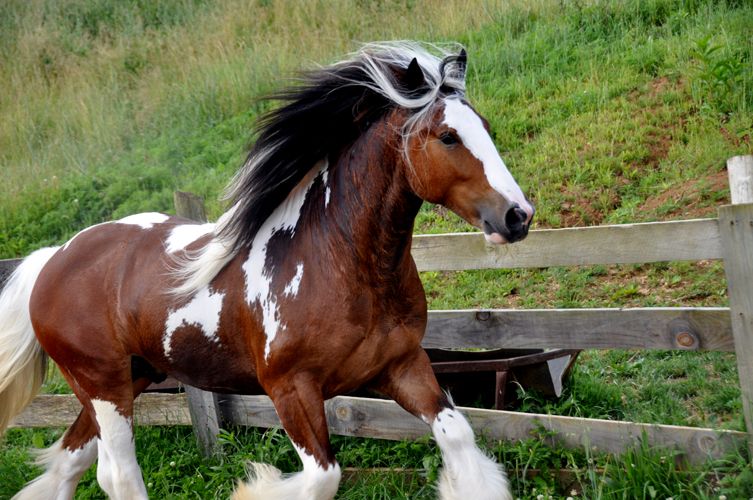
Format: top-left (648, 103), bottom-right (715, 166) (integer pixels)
top-left (232, 376), bottom-right (341, 500)
top-left (59, 362), bottom-right (149, 500)
top-left (12, 409), bottom-right (98, 500)
top-left (12, 371), bottom-right (151, 500)
top-left (374, 349), bottom-right (511, 500)
top-left (90, 375), bottom-right (155, 500)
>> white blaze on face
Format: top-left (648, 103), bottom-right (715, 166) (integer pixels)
top-left (441, 98), bottom-right (533, 219)
top-left (243, 160), bottom-right (326, 362)
top-left (163, 285), bottom-right (225, 358)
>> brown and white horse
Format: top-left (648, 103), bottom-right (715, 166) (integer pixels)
top-left (0, 42), bottom-right (534, 500)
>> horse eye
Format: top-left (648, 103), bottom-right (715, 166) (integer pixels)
top-left (439, 132), bottom-right (459, 146)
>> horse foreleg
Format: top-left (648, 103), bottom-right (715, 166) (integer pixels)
top-left (232, 375), bottom-right (341, 500)
top-left (90, 396), bottom-right (147, 500)
top-left (374, 349), bottom-right (512, 500)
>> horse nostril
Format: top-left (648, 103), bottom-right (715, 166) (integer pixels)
top-left (505, 206), bottom-right (528, 231)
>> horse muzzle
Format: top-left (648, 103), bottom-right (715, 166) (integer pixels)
top-left (481, 202), bottom-right (534, 245)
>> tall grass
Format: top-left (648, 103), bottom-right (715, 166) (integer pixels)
top-left (0, 0), bottom-right (516, 256)
top-left (0, 0), bottom-right (496, 199)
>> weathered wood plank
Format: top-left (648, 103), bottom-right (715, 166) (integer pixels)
top-left (14, 394), bottom-right (745, 465)
top-left (133, 393), bottom-right (192, 426)
top-left (719, 202), bottom-right (753, 454)
top-left (4, 221), bottom-right (720, 281)
top-left (727, 155), bottom-right (753, 204)
top-left (223, 395), bottom-right (745, 465)
top-left (0, 258), bottom-right (21, 287)
top-left (10, 393), bottom-right (192, 428)
top-left (412, 219), bottom-right (722, 271)
top-left (174, 191), bottom-right (208, 223)
top-left (424, 308), bottom-right (734, 351)
top-left (185, 386), bottom-right (223, 456)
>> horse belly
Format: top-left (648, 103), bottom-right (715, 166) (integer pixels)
top-left (152, 325), bottom-right (261, 395)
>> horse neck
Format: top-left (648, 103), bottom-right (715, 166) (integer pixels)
top-left (324, 121), bottom-right (422, 281)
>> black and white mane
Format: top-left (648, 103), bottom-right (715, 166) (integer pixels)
top-left (173, 42), bottom-right (468, 295)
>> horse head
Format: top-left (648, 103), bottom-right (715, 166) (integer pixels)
top-left (399, 50), bottom-right (535, 244)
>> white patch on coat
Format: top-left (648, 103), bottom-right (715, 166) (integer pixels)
top-left (292, 443), bottom-right (342, 499)
top-left (166, 223), bottom-right (215, 253)
top-left (322, 169), bottom-right (331, 208)
top-left (243, 160), bottom-right (325, 362)
top-left (431, 407), bottom-right (511, 500)
top-left (11, 437), bottom-right (98, 500)
top-left (91, 400), bottom-right (147, 500)
top-left (283, 263), bottom-right (304, 297)
top-left (163, 286), bottom-right (225, 358)
top-left (117, 212), bottom-right (170, 229)
top-left (63, 213), bottom-right (170, 251)
top-left (442, 98), bottom-right (533, 219)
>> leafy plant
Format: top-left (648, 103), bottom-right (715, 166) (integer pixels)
top-left (690, 34), bottom-right (746, 114)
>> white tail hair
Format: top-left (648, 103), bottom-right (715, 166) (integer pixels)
top-left (0, 246), bottom-right (58, 435)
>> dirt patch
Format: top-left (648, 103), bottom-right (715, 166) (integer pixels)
top-left (559, 186), bottom-right (619, 227)
top-left (628, 76), bottom-right (675, 102)
top-left (639, 170), bottom-right (730, 219)
top-left (643, 128), bottom-right (676, 169)
top-left (720, 125), bottom-right (752, 148)
top-left (648, 76), bottom-right (671, 97)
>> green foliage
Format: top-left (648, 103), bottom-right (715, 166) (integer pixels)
top-left (690, 33), bottom-right (750, 114)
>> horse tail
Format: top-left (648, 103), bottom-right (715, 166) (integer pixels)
top-left (0, 246), bottom-right (59, 436)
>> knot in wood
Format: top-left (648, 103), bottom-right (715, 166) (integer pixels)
top-left (675, 331), bottom-right (696, 348)
top-left (475, 311), bottom-right (491, 321)
top-left (668, 319), bottom-right (699, 350)
top-left (335, 405), bottom-right (351, 420)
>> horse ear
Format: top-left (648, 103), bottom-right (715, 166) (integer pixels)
top-left (457, 48), bottom-right (467, 72)
top-left (404, 57), bottom-right (425, 91)
top-left (439, 48), bottom-right (468, 83)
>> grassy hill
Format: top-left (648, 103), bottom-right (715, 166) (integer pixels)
top-left (1, 0), bottom-right (752, 498)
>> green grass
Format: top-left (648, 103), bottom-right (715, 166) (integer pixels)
top-left (2, 0), bottom-right (753, 498)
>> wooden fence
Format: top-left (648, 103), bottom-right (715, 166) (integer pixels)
top-left (6, 155), bottom-right (753, 466)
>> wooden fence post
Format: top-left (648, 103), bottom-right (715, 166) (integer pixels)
top-left (173, 191), bottom-right (224, 457)
top-left (719, 155), bottom-right (753, 455)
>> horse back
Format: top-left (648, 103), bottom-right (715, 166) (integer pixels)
top-left (28, 213), bottom-right (259, 391)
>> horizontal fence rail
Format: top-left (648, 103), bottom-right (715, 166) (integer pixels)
top-left (412, 218), bottom-right (722, 271)
top-left (11, 394), bottom-right (191, 428)
top-left (0, 218), bottom-right (723, 285)
top-left (14, 394), bottom-right (741, 466)
top-left (0, 259), bottom-right (18, 285)
top-left (424, 308), bottom-right (734, 351)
